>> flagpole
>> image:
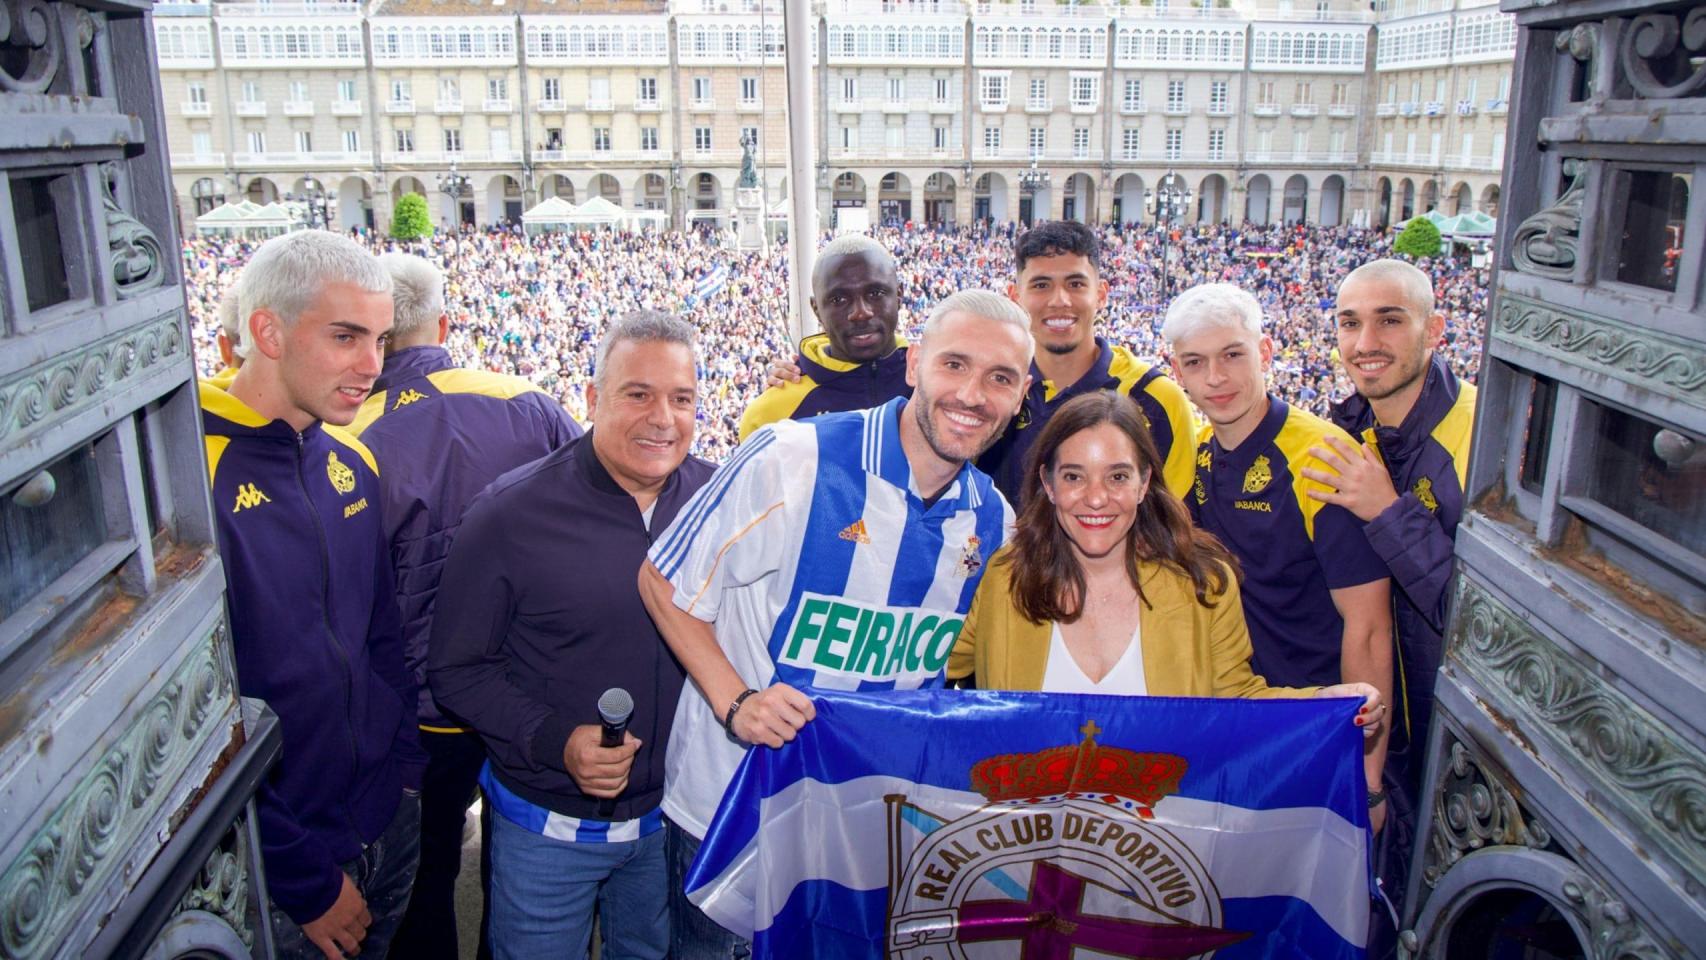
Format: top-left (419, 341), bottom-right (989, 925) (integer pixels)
top-left (782, 0), bottom-right (817, 345)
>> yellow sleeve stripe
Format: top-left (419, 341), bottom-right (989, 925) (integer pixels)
top-left (204, 435), bottom-right (231, 485)
top-left (1431, 382), bottom-right (1477, 491)
top-left (349, 392), bottom-right (387, 436)
top-left (322, 425), bottom-right (380, 475)
top-left (1272, 410), bottom-right (1355, 541)
top-left (427, 368), bottom-right (548, 401)
top-left (738, 379), bottom-right (819, 443)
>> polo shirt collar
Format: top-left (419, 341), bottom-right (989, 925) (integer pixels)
top-left (1035, 336), bottom-right (1115, 403)
top-left (865, 396), bottom-right (983, 511)
top-left (1211, 395), bottom-right (1289, 471)
top-left (376, 345), bottom-right (453, 391)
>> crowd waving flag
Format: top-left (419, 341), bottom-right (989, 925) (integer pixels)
top-left (687, 688), bottom-right (1372, 959)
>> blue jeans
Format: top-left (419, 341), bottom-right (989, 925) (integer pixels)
top-left (487, 809), bottom-right (668, 960)
top-left (666, 819), bottom-right (751, 960)
top-left (270, 791), bottom-right (421, 960)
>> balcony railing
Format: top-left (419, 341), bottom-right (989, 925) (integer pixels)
top-left (1251, 102), bottom-right (1280, 116)
top-left (1399, 101), bottom-right (1419, 116)
top-left (1120, 101), bottom-right (1147, 114)
top-left (1375, 102), bottom-right (1397, 116)
top-left (1369, 150), bottom-right (1437, 166)
top-left (235, 101), bottom-right (267, 116)
top-left (928, 99), bottom-right (956, 113)
top-left (233, 150), bottom-right (373, 166)
top-left (1025, 97), bottom-right (1052, 112)
top-left (283, 101), bottom-right (314, 116)
top-left (1485, 98), bottom-right (1508, 115)
top-left (1163, 103), bottom-right (1190, 115)
top-left (483, 98), bottom-right (511, 113)
top-left (381, 149), bottom-right (522, 164)
top-left (689, 98), bottom-right (714, 111)
top-left (386, 100), bottom-right (415, 114)
top-left (1070, 99), bottom-right (1098, 114)
top-left (331, 100), bottom-right (362, 115)
top-left (1207, 103), bottom-right (1232, 116)
top-left (585, 98), bottom-right (614, 111)
top-left (218, 2), bottom-right (362, 16)
top-left (739, 98), bottom-right (765, 112)
top-left (979, 99), bottom-right (1008, 112)
top-left (635, 98), bottom-right (662, 111)
top-left (181, 101), bottom-right (212, 116)
top-left (1328, 103), bottom-right (1356, 117)
top-left (1455, 99), bottom-right (1477, 116)
top-left (1423, 100), bottom-right (1444, 115)
top-left (435, 100), bottom-right (463, 114)
top-left (536, 98), bottom-right (564, 113)
top-left (1291, 103), bottom-right (1318, 117)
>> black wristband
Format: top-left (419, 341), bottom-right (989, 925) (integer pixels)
top-left (723, 688), bottom-right (760, 742)
top-left (1368, 788), bottom-right (1388, 809)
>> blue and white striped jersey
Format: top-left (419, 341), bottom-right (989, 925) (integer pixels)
top-left (651, 397), bottom-right (1014, 837)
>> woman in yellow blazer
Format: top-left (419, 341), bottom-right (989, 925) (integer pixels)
top-left (949, 392), bottom-right (1384, 736)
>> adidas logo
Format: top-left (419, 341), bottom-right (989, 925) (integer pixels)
top-left (838, 519), bottom-right (871, 545)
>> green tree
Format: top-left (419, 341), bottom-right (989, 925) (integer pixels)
top-left (390, 192), bottom-right (431, 240)
top-left (1394, 217), bottom-right (1442, 259)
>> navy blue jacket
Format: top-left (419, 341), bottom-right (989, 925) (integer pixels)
top-left (352, 345), bottom-right (582, 728)
top-left (1331, 356), bottom-right (1476, 773)
top-left (428, 434), bottom-right (715, 821)
top-left (201, 381), bottom-right (427, 925)
top-left (738, 333), bottom-right (911, 442)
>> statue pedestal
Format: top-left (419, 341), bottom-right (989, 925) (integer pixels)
top-left (735, 186), bottom-right (764, 250)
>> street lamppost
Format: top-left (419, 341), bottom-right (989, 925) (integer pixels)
top-left (1019, 156), bottom-right (1051, 226)
top-left (1144, 171), bottom-right (1194, 304)
top-left (301, 176), bottom-right (331, 230)
top-left (436, 164), bottom-right (469, 233)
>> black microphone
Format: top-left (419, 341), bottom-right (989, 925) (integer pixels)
top-left (596, 688), bottom-right (634, 817)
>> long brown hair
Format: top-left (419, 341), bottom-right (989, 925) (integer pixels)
top-left (1002, 391), bottom-right (1238, 624)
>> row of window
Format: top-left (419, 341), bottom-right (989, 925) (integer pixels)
top-left (973, 25), bottom-right (1106, 61)
top-left (371, 25), bottom-right (515, 60)
top-left (973, 74), bottom-right (1356, 113)
top-left (1248, 30), bottom-right (1366, 70)
top-left (677, 23), bottom-right (785, 61)
top-left (827, 25), bottom-right (964, 60)
top-left (156, 23), bottom-right (213, 61)
top-left (1381, 74), bottom-right (1510, 110)
top-left (1376, 14), bottom-right (1513, 67)
top-left (1114, 28), bottom-right (1244, 67)
top-left (222, 25), bottom-right (362, 61)
top-left (524, 24), bottom-right (670, 60)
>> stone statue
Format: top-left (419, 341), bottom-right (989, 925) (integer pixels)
top-left (738, 131), bottom-right (760, 189)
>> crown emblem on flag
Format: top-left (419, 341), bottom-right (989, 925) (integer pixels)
top-left (968, 721), bottom-right (1187, 819)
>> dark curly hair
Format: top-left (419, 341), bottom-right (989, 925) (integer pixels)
top-left (1013, 220), bottom-right (1101, 274)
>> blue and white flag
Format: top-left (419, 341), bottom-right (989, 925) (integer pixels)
top-left (688, 688), bottom-right (1371, 959)
top-left (693, 263), bottom-right (731, 304)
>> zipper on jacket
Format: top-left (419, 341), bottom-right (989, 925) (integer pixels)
top-left (299, 432), bottom-right (365, 843)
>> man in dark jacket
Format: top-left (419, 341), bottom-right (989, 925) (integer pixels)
top-left (353, 252), bottom-right (582, 958)
top-left (1309, 258), bottom-right (1476, 949)
top-left (429, 311), bottom-right (715, 958)
top-left (738, 234), bottom-right (909, 441)
top-left (201, 230), bottom-right (427, 960)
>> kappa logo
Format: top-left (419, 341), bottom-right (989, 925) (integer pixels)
top-left (232, 483), bottom-right (271, 513)
top-left (839, 519), bottom-right (872, 545)
top-left (392, 388), bottom-right (429, 409)
top-left (885, 721), bottom-right (1249, 959)
top-left (1242, 455), bottom-right (1272, 495)
top-left (1414, 477), bottom-right (1439, 513)
top-left (326, 451), bottom-right (357, 495)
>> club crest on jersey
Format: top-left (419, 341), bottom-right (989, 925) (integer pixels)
top-left (885, 721), bottom-right (1249, 960)
top-left (957, 535), bottom-right (983, 578)
top-left (1414, 477), bottom-right (1439, 513)
top-left (1242, 455), bottom-right (1272, 494)
top-left (327, 451), bottom-right (357, 495)
top-left (1196, 447), bottom-right (1211, 469)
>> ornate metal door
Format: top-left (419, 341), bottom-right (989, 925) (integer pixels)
top-left (1403, 1), bottom-right (1705, 957)
top-left (0, 0), bottom-right (279, 956)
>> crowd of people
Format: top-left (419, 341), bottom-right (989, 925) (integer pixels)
top-left (182, 220), bottom-right (1488, 461)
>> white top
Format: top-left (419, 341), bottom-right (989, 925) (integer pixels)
top-left (1040, 620), bottom-right (1147, 695)
top-left (647, 400), bottom-right (1013, 838)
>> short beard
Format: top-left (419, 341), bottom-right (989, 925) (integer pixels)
top-left (1043, 340), bottom-right (1079, 356)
